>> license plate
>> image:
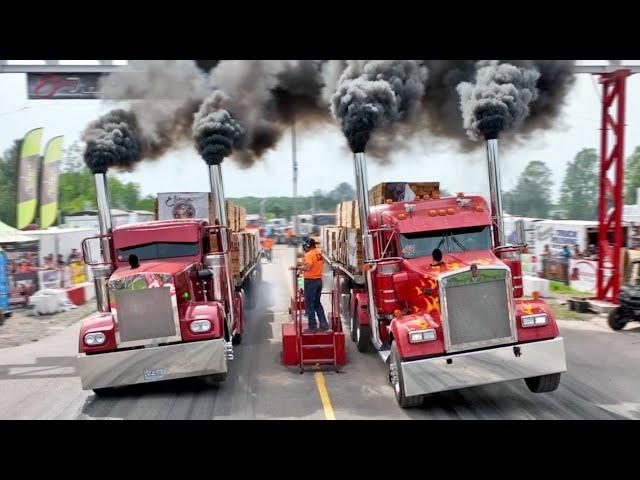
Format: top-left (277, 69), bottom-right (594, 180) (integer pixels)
top-left (143, 369), bottom-right (166, 381)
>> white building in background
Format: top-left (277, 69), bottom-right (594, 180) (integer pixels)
top-left (623, 188), bottom-right (640, 224)
top-left (64, 209), bottom-right (155, 229)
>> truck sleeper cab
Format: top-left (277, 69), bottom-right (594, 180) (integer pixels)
top-left (77, 220), bottom-right (244, 394)
top-left (341, 194), bottom-right (566, 408)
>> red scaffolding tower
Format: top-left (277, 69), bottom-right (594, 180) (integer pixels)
top-left (596, 69), bottom-right (632, 302)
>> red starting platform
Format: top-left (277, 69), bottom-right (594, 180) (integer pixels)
top-left (282, 266), bottom-right (346, 373)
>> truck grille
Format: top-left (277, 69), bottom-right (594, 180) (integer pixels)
top-left (113, 286), bottom-right (177, 343)
top-left (440, 267), bottom-right (515, 353)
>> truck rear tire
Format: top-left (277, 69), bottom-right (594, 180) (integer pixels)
top-left (608, 308), bottom-right (628, 331)
top-left (232, 333), bottom-right (242, 345)
top-left (389, 342), bottom-right (423, 408)
top-left (349, 312), bottom-right (357, 342)
top-left (355, 318), bottom-right (371, 353)
top-left (525, 373), bottom-right (561, 393)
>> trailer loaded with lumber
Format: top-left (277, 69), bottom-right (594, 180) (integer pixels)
top-left (156, 192), bottom-right (260, 285)
top-left (321, 182), bottom-right (439, 283)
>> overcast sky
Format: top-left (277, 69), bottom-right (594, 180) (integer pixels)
top-left (1, 60), bottom-right (639, 204)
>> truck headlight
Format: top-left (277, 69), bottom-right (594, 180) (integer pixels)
top-left (521, 314), bottom-right (548, 328)
top-left (84, 332), bottom-right (106, 346)
top-left (409, 329), bottom-right (437, 343)
top-left (190, 319), bottom-right (212, 333)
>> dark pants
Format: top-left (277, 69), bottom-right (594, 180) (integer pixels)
top-left (304, 278), bottom-right (328, 329)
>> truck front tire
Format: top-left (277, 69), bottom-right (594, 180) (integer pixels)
top-left (389, 342), bottom-right (423, 408)
top-left (525, 373), bottom-right (561, 393)
top-left (608, 308), bottom-right (628, 331)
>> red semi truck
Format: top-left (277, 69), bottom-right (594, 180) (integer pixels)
top-left (323, 146), bottom-right (567, 408)
top-left (77, 164), bottom-right (260, 395)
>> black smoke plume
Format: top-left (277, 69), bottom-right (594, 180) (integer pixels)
top-left (83, 60), bottom-right (210, 173)
top-left (330, 60), bottom-right (428, 153)
top-left (457, 61), bottom-right (540, 140)
top-left (192, 92), bottom-right (246, 165)
top-left (83, 109), bottom-right (144, 174)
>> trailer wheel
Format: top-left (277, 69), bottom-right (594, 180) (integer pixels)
top-left (524, 373), bottom-right (561, 393)
top-left (389, 342), bottom-right (423, 408)
top-left (608, 308), bottom-right (628, 331)
top-left (355, 318), bottom-right (371, 353)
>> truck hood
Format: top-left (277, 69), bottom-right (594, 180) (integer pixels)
top-left (109, 260), bottom-right (193, 282)
top-left (403, 250), bottom-right (504, 278)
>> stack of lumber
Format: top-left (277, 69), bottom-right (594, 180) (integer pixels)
top-left (321, 225), bottom-right (364, 273)
top-left (335, 200), bottom-right (360, 229)
top-left (368, 182), bottom-right (439, 205)
top-left (230, 229), bottom-right (259, 276)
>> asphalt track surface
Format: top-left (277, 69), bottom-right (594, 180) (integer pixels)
top-left (1, 245), bottom-right (639, 420)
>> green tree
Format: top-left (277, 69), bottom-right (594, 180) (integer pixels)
top-left (59, 141), bottom-right (153, 216)
top-left (0, 139), bottom-right (21, 227)
top-left (559, 148), bottom-right (598, 220)
top-left (625, 146), bottom-right (640, 204)
top-left (504, 160), bottom-right (554, 218)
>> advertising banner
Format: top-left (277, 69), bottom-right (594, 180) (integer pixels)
top-left (0, 249), bottom-right (8, 311)
top-left (157, 192), bottom-right (211, 221)
top-left (542, 257), bottom-right (569, 283)
top-left (27, 73), bottom-right (102, 99)
top-left (39, 136), bottom-right (64, 229)
top-left (16, 128), bottom-right (44, 229)
top-left (569, 259), bottom-right (597, 294)
top-left (38, 269), bottom-right (61, 289)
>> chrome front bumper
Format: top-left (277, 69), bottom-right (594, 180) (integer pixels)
top-left (78, 338), bottom-right (227, 391)
top-left (401, 337), bottom-right (566, 397)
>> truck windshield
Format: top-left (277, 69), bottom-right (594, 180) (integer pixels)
top-left (116, 242), bottom-right (199, 262)
top-left (400, 226), bottom-right (492, 258)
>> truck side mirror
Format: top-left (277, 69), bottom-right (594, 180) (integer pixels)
top-left (82, 236), bottom-right (105, 265)
top-left (515, 219), bottom-right (526, 246)
top-left (432, 248), bottom-right (443, 264)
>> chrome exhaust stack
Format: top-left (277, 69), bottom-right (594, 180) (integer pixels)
top-left (353, 152), bottom-right (382, 350)
top-left (485, 137), bottom-right (506, 247)
top-left (93, 173), bottom-right (113, 312)
top-left (207, 164), bottom-right (236, 337)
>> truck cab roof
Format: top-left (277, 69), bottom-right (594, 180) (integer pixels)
top-left (113, 219), bottom-right (207, 251)
top-left (369, 195), bottom-right (492, 234)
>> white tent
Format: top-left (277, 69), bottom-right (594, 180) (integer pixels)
top-left (0, 219), bottom-right (36, 244)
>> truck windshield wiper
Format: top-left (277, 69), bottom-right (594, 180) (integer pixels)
top-left (449, 234), bottom-right (467, 252)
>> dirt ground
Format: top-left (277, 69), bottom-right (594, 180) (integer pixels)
top-left (0, 300), bottom-right (97, 350)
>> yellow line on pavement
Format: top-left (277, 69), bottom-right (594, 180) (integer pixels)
top-left (314, 372), bottom-right (336, 420)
